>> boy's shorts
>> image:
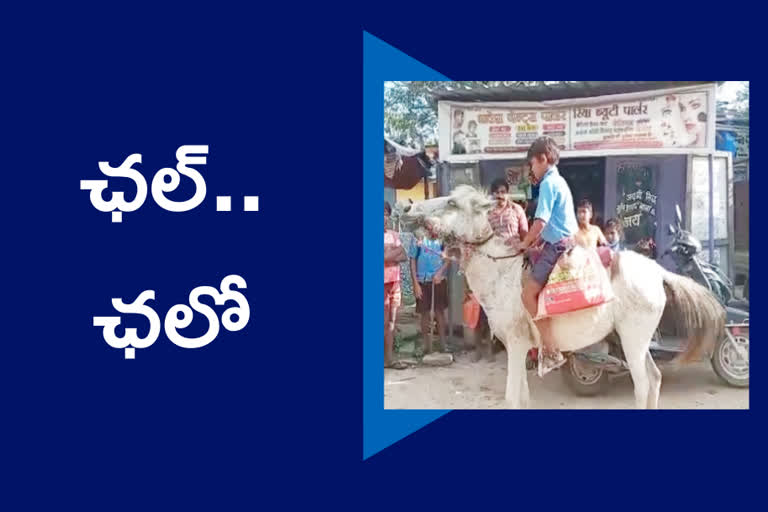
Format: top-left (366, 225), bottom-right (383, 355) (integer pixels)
top-left (531, 237), bottom-right (574, 286)
top-left (415, 280), bottom-right (448, 313)
top-left (384, 281), bottom-right (401, 308)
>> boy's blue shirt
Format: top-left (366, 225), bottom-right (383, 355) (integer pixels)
top-left (408, 237), bottom-right (444, 281)
top-left (534, 165), bottom-right (578, 244)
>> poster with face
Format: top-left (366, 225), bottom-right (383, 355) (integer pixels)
top-left (571, 92), bottom-right (710, 150)
top-left (449, 108), bottom-right (566, 155)
top-left (505, 165), bottom-right (523, 187)
top-left (443, 86), bottom-right (714, 160)
top-left (452, 109), bottom-right (467, 154)
top-left (465, 119), bottom-right (482, 154)
top-left (658, 93), bottom-right (708, 148)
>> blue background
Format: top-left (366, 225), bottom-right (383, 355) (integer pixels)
top-left (4, 4), bottom-right (762, 509)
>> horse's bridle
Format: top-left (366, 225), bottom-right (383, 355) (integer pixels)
top-left (451, 230), bottom-right (523, 265)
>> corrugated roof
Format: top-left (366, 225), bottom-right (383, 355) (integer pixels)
top-left (429, 81), bottom-right (722, 103)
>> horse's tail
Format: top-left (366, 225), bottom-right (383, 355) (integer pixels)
top-left (661, 270), bottom-right (725, 364)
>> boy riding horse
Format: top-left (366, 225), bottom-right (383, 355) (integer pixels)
top-left (518, 136), bottom-right (578, 373)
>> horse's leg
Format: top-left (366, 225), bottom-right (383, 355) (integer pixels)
top-left (504, 341), bottom-right (529, 408)
top-left (616, 319), bottom-right (655, 409)
top-left (645, 351), bottom-right (662, 409)
top-left (520, 358), bottom-right (531, 408)
top-left (611, 252), bottom-right (669, 408)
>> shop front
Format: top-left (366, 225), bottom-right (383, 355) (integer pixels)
top-left (433, 82), bottom-right (735, 334)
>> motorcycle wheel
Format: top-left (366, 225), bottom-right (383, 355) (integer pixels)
top-left (711, 330), bottom-right (749, 388)
top-left (562, 355), bottom-right (610, 396)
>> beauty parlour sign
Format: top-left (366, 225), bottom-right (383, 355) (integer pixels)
top-left (438, 84), bottom-right (716, 162)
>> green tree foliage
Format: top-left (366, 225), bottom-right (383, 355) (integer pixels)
top-left (384, 81), bottom-right (438, 147)
top-left (734, 82), bottom-right (749, 119)
top-left (718, 82), bottom-right (749, 120)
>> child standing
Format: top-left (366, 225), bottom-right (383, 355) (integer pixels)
top-left (409, 232), bottom-right (450, 354)
top-left (574, 199), bottom-right (608, 250)
top-left (603, 218), bottom-right (624, 251)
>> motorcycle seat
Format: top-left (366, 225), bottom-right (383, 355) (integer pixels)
top-left (727, 298), bottom-right (749, 311)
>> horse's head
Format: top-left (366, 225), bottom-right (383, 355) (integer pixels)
top-left (400, 185), bottom-right (494, 245)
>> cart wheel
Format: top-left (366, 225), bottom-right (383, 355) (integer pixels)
top-left (562, 355), bottom-right (610, 396)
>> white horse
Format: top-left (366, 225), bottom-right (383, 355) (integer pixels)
top-left (401, 185), bottom-right (725, 409)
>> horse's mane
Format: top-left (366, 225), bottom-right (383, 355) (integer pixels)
top-left (452, 184), bottom-right (488, 199)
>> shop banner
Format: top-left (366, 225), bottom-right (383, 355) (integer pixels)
top-left (440, 85), bottom-right (715, 161)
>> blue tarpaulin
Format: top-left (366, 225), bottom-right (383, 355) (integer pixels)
top-left (716, 130), bottom-right (738, 158)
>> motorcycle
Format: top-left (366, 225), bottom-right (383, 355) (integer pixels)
top-left (558, 205), bottom-right (749, 395)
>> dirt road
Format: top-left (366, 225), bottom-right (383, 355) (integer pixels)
top-left (384, 351), bottom-right (749, 409)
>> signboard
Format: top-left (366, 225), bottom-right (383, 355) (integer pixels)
top-left (615, 160), bottom-right (658, 247)
top-left (439, 84), bottom-right (717, 161)
top-left (451, 109), bottom-right (568, 155)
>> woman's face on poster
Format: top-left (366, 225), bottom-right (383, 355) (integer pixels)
top-left (680, 94), bottom-right (707, 139)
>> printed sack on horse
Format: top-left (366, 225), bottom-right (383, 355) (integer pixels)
top-left (535, 246), bottom-right (614, 319)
